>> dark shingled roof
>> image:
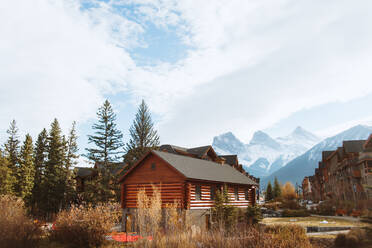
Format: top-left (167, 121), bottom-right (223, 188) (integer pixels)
top-left (152, 150), bottom-right (257, 186)
top-left (75, 167), bottom-right (95, 178)
top-left (186, 146), bottom-right (211, 156)
top-left (219, 155), bottom-right (238, 166)
top-left (343, 140), bottom-right (366, 153)
top-left (159, 145), bottom-right (214, 158)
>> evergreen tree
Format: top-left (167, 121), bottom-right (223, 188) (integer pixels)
top-left (85, 100), bottom-right (124, 203)
top-left (124, 100), bottom-right (160, 165)
top-left (266, 182), bottom-right (273, 201)
top-left (0, 149), bottom-right (15, 195)
top-left (31, 128), bottom-right (48, 214)
top-left (64, 122), bottom-right (79, 206)
top-left (42, 119), bottom-right (67, 214)
top-left (4, 120), bottom-right (20, 192)
top-left (273, 177), bottom-right (281, 199)
top-left (18, 134), bottom-right (35, 203)
top-left (86, 100), bottom-right (124, 164)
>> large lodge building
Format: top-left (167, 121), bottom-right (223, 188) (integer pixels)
top-left (302, 135), bottom-right (372, 204)
top-left (118, 145), bottom-right (259, 231)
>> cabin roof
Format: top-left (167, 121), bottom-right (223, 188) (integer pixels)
top-left (152, 150), bottom-right (257, 185)
top-left (219, 155), bottom-right (238, 166)
top-left (159, 144), bottom-right (213, 158)
top-left (343, 140), bottom-right (366, 153)
top-left (75, 167), bottom-right (95, 178)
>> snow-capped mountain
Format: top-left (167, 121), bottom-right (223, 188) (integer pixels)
top-left (212, 126), bottom-right (321, 178)
top-left (262, 125), bottom-right (372, 188)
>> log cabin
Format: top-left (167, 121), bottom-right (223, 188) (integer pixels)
top-left (118, 145), bottom-right (259, 231)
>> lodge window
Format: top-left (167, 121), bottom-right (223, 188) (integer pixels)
top-left (210, 186), bottom-right (216, 200)
top-left (151, 163), bottom-right (156, 170)
top-left (195, 185), bottom-right (201, 200)
top-left (245, 188), bottom-right (249, 201)
top-left (234, 187), bottom-right (239, 201)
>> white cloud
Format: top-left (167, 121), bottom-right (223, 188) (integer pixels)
top-left (1, 0), bottom-right (372, 148)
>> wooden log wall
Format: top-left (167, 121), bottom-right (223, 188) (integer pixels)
top-left (122, 182), bottom-right (184, 208)
top-left (189, 183), bottom-right (254, 209)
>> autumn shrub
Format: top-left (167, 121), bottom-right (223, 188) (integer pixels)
top-left (281, 199), bottom-right (301, 209)
top-left (50, 203), bottom-right (120, 248)
top-left (265, 224), bottom-right (312, 248)
top-left (0, 195), bottom-right (42, 248)
top-left (136, 186), bottom-right (162, 237)
top-left (334, 228), bottom-right (367, 247)
top-left (282, 209), bottom-right (310, 217)
top-left (281, 182), bottom-right (297, 201)
top-left (316, 200), bottom-right (336, 216)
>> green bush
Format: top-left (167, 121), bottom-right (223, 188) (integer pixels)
top-left (282, 209), bottom-right (310, 217)
top-left (245, 206), bottom-right (262, 224)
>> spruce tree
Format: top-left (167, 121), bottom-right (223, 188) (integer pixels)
top-left (0, 149), bottom-right (15, 195)
top-left (266, 182), bottom-right (273, 201)
top-left (124, 100), bottom-right (160, 165)
top-left (4, 120), bottom-right (20, 192)
top-left (31, 128), bottom-right (48, 214)
top-left (18, 134), bottom-right (35, 203)
top-left (273, 177), bottom-right (281, 199)
top-left (64, 122), bottom-right (79, 206)
top-left (43, 119), bottom-right (67, 214)
top-left (86, 100), bottom-right (124, 164)
top-left (85, 100), bottom-right (124, 203)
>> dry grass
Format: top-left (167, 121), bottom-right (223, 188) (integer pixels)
top-left (0, 195), bottom-right (42, 248)
top-left (50, 203), bottom-right (120, 248)
top-left (136, 186), bottom-right (162, 237)
top-left (262, 216), bottom-right (370, 228)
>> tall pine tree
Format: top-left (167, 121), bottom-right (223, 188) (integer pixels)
top-left (124, 100), bottom-right (160, 165)
top-left (273, 177), bottom-right (281, 199)
top-left (0, 149), bottom-right (15, 195)
top-left (86, 100), bottom-right (124, 164)
top-left (85, 100), bottom-right (124, 203)
top-left (64, 122), bottom-right (79, 206)
top-left (4, 120), bottom-right (20, 192)
top-left (42, 119), bottom-right (67, 214)
top-left (266, 181), bottom-right (273, 201)
top-left (18, 134), bottom-right (35, 203)
top-left (31, 128), bottom-right (48, 215)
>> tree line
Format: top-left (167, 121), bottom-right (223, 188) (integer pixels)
top-left (0, 99), bottom-right (159, 217)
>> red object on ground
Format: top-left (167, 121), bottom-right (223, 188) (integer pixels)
top-left (110, 233), bottom-right (152, 243)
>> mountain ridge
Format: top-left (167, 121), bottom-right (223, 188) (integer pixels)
top-left (212, 126), bottom-right (321, 178)
top-left (261, 124), bottom-right (372, 188)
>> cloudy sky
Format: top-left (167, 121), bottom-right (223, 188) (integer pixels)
top-left (1, 0), bottom-right (372, 152)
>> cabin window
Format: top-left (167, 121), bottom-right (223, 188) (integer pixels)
top-left (195, 185), bottom-right (201, 200)
top-left (151, 163), bottom-right (156, 170)
top-left (210, 186), bottom-right (216, 200)
top-left (245, 188), bottom-right (249, 201)
top-left (234, 187), bottom-right (239, 201)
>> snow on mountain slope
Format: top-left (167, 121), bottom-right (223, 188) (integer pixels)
top-left (262, 125), bottom-right (372, 188)
top-left (212, 126), bottom-right (321, 178)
